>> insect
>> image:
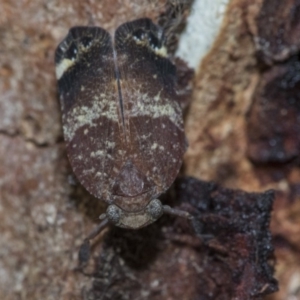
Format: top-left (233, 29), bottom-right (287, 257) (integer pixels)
top-left (55, 18), bottom-right (197, 255)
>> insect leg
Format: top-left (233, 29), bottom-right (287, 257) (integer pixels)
top-left (78, 217), bottom-right (109, 267)
top-left (163, 205), bottom-right (213, 241)
top-left (163, 205), bottom-right (192, 219)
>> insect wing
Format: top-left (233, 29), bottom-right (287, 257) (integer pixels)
top-left (55, 27), bottom-right (122, 200)
top-left (114, 18), bottom-right (187, 192)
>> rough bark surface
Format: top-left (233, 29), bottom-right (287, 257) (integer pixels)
top-left (1, 0), bottom-right (298, 299)
top-left (184, 0), bottom-right (300, 299)
top-left (84, 177), bottom-right (277, 300)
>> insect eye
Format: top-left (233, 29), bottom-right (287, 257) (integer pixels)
top-left (65, 42), bottom-right (78, 61)
top-left (146, 199), bottom-right (163, 220)
top-left (106, 205), bottom-right (122, 224)
top-left (80, 36), bottom-right (93, 48)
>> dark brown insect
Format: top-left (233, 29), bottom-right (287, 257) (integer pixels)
top-left (55, 18), bottom-right (196, 254)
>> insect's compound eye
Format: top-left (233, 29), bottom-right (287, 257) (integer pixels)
top-left (106, 205), bottom-right (122, 224)
top-left (80, 36), bottom-right (93, 49)
top-left (65, 42), bottom-right (78, 61)
top-left (146, 199), bottom-right (163, 220)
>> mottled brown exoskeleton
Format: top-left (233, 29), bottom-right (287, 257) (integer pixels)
top-left (55, 18), bottom-right (196, 259)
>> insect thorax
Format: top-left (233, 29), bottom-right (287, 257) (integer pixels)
top-left (106, 199), bottom-right (163, 229)
top-left (103, 159), bottom-right (162, 229)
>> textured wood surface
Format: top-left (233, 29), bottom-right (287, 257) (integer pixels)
top-left (1, 0), bottom-right (299, 299)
